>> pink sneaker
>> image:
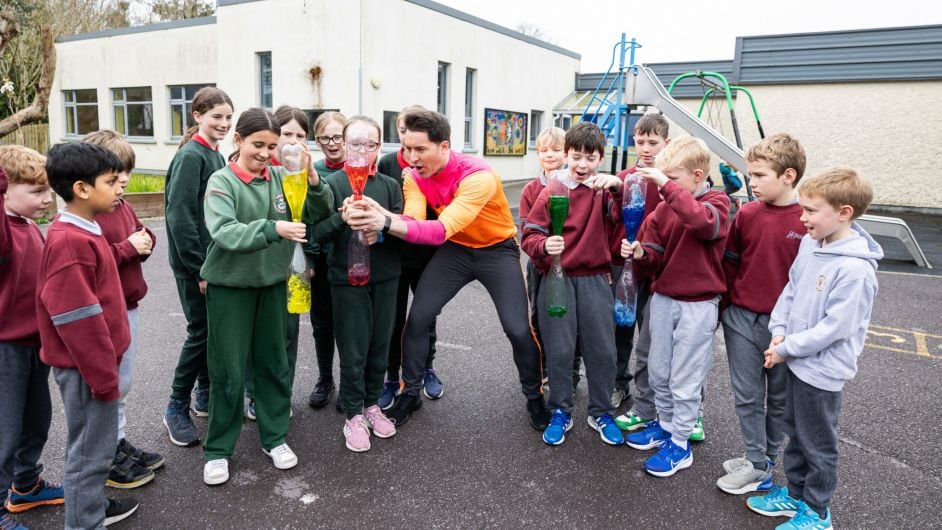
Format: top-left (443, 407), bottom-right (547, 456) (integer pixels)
top-left (364, 404), bottom-right (397, 439)
top-left (343, 415), bottom-right (371, 452)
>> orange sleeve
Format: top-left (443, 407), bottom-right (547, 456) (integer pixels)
top-left (402, 175), bottom-right (428, 220)
top-left (436, 172), bottom-right (497, 239)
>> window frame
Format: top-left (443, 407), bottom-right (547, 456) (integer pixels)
top-left (168, 84), bottom-right (216, 140)
top-left (529, 110), bottom-right (543, 148)
top-left (258, 51), bottom-right (273, 109)
top-left (112, 86), bottom-right (155, 140)
top-left (463, 68), bottom-right (476, 150)
top-left (62, 89), bottom-right (99, 137)
top-left (437, 61), bottom-right (450, 117)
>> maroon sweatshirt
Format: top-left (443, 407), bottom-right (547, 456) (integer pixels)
top-left (610, 165), bottom-right (663, 266)
top-left (521, 182), bottom-right (620, 277)
top-left (517, 175), bottom-right (546, 234)
top-left (37, 213), bottom-right (130, 401)
top-left (635, 180), bottom-right (730, 301)
top-left (96, 199), bottom-right (156, 309)
top-left (723, 200), bottom-right (805, 314)
top-left (0, 171), bottom-right (45, 345)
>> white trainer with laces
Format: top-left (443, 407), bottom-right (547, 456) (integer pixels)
top-left (203, 458), bottom-right (229, 486)
top-left (263, 443), bottom-right (298, 470)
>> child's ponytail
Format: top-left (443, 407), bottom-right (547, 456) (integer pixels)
top-left (180, 87), bottom-right (234, 149)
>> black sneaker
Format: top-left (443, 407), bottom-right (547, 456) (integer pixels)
top-left (163, 398), bottom-right (200, 447)
top-left (526, 396), bottom-right (552, 430)
top-left (107, 448), bottom-right (155, 489)
top-left (308, 377), bottom-right (335, 409)
top-left (104, 497), bottom-right (139, 526)
top-left (386, 393), bottom-right (422, 427)
top-left (118, 438), bottom-right (164, 471)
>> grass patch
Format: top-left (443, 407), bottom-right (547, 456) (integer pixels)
top-left (126, 173), bottom-right (165, 193)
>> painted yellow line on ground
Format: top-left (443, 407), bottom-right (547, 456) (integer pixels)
top-left (867, 325), bottom-right (941, 359)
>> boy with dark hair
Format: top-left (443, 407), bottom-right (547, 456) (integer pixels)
top-left (623, 136), bottom-right (730, 477)
top-left (521, 122), bottom-right (625, 446)
top-left (0, 147), bottom-right (63, 530)
top-left (83, 130), bottom-right (164, 489)
top-left (38, 142), bottom-right (139, 528)
top-left (748, 167), bottom-right (881, 530)
top-left (717, 133), bottom-right (807, 495)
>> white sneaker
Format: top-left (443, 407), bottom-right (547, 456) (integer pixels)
top-left (716, 460), bottom-right (773, 495)
top-left (611, 388), bottom-right (627, 409)
top-left (203, 459), bottom-right (229, 486)
top-left (263, 443), bottom-right (298, 470)
top-left (723, 455), bottom-right (750, 474)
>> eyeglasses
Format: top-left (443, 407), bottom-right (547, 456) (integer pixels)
top-left (315, 135), bottom-right (343, 145)
top-left (347, 141), bottom-right (381, 152)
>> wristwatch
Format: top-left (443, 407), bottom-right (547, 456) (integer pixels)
top-left (382, 215), bottom-right (392, 234)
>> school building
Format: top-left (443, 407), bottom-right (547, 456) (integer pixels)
top-left (48, 0), bottom-right (580, 181)
top-left (49, 2), bottom-right (941, 209)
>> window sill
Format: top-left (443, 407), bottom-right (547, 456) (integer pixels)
top-left (462, 147), bottom-right (478, 154)
top-left (125, 137), bottom-right (157, 144)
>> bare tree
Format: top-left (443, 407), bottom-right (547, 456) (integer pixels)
top-left (514, 22), bottom-right (557, 44)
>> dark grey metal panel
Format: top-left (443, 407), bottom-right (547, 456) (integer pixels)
top-left (57, 16), bottom-right (216, 42)
top-left (735, 25), bottom-right (942, 83)
top-left (576, 60), bottom-right (736, 99)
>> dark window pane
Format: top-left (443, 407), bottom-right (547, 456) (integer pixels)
top-left (113, 105), bottom-right (126, 134)
top-left (185, 84), bottom-right (213, 99)
top-left (77, 105), bottom-right (99, 134)
top-left (63, 91), bottom-right (75, 103)
top-left (66, 108), bottom-right (76, 134)
top-left (126, 87), bottom-right (151, 102)
top-left (382, 111), bottom-right (398, 144)
top-left (127, 103), bottom-right (153, 137)
top-left (170, 86), bottom-right (183, 100)
top-left (75, 89), bottom-right (97, 104)
top-left (259, 53), bottom-right (272, 108)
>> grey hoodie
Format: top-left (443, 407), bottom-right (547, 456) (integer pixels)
top-left (769, 223), bottom-right (883, 391)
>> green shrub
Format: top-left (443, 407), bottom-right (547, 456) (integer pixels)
top-left (126, 173), bottom-right (166, 193)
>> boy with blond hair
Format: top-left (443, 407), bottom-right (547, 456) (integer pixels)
top-left (623, 136), bottom-right (729, 476)
top-left (748, 167), bottom-right (881, 530)
top-left (83, 130), bottom-right (164, 490)
top-left (521, 122), bottom-right (624, 446)
top-left (717, 133), bottom-right (807, 494)
top-left (0, 146), bottom-right (63, 530)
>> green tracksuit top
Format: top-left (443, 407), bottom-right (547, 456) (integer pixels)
top-left (201, 164), bottom-right (333, 287)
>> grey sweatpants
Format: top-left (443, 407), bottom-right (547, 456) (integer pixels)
top-left (784, 369), bottom-right (842, 518)
top-left (117, 308), bottom-right (139, 442)
top-left (538, 273), bottom-right (616, 418)
top-left (54, 367), bottom-right (118, 530)
top-left (722, 304), bottom-right (787, 466)
top-left (648, 293), bottom-right (718, 441)
top-left (0, 342), bottom-right (52, 507)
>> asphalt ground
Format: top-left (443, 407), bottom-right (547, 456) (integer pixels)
top-left (17, 211), bottom-right (942, 529)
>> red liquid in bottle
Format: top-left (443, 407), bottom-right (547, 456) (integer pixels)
top-left (346, 163), bottom-right (369, 200)
top-left (347, 262), bottom-right (370, 286)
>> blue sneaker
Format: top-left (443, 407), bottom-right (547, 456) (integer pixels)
top-left (422, 369), bottom-right (443, 400)
top-left (379, 380), bottom-right (399, 411)
top-left (587, 414), bottom-right (624, 445)
top-left (776, 502), bottom-right (832, 530)
top-left (625, 420), bottom-right (670, 450)
top-left (0, 510), bottom-right (27, 529)
top-left (164, 398), bottom-right (200, 447)
top-left (542, 408), bottom-right (573, 446)
top-left (191, 386), bottom-right (210, 418)
top-left (5, 477), bottom-right (64, 513)
top-left (644, 439), bottom-right (693, 477)
top-left (245, 398), bottom-right (256, 421)
top-left (747, 484), bottom-right (801, 518)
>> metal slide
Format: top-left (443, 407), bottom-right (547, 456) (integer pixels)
top-left (625, 65), bottom-right (932, 268)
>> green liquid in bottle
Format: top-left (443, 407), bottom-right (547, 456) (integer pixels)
top-left (548, 195), bottom-right (570, 235)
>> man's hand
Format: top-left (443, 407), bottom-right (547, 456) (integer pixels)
top-left (127, 228), bottom-right (152, 256)
top-left (636, 167), bottom-right (670, 188)
top-left (544, 235), bottom-right (565, 256)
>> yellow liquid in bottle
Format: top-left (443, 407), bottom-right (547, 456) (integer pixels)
top-left (287, 273), bottom-right (312, 314)
top-left (282, 168), bottom-right (308, 222)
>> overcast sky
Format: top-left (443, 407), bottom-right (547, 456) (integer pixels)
top-left (436, 0), bottom-right (942, 72)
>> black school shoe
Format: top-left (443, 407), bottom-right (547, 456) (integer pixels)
top-left (104, 497), bottom-right (139, 526)
top-left (527, 396), bottom-right (552, 430)
top-left (386, 393), bottom-right (422, 427)
top-left (118, 438), bottom-right (164, 471)
top-left (308, 377), bottom-right (335, 409)
top-left (107, 449), bottom-right (154, 489)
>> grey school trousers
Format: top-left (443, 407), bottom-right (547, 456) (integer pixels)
top-left (722, 304), bottom-right (787, 467)
top-left (0, 342), bottom-right (52, 506)
top-left (538, 273), bottom-right (616, 418)
top-left (784, 369), bottom-right (842, 518)
top-left (117, 308), bottom-right (139, 442)
top-left (54, 367), bottom-right (118, 530)
top-left (648, 293), bottom-right (718, 440)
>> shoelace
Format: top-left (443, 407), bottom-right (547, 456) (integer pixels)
top-left (206, 460), bottom-right (227, 473)
top-left (788, 503), bottom-right (823, 528)
top-left (764, 484), bottom-right (791, 503)
top-left (1, 512), bottom-right (21, 530)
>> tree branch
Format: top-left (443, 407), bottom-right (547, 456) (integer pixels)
top-left (0, 24), bottom-right (54, 138)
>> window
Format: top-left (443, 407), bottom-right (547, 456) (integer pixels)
top-left (383, 111), bottom-right (400, 144)
top-left (463, 68), bottom-right (476, 148)
top-left (112, 87), bottom-right (154, 138)
top-left (169, 84), bottom-right (216, 138)
top-left (436, 61), bottom-right (449, 116)
top-left (555, 114), bottom-right (572, 130)
top-left (258, 52), bottom-right (273, 108)
top-left (529, 110), bottom-right (543, 147)
top-left (63, 89), bottom-right (99, 136)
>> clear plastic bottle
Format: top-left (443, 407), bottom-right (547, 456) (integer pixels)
top-left (281, 143), bottom-right (312, 313)
top-left (614, 173), bottom-right (647, 327)
top-left (344, 153), bottom-right (371, 286)
top-left (544, 170), bottom-right (570, 318)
